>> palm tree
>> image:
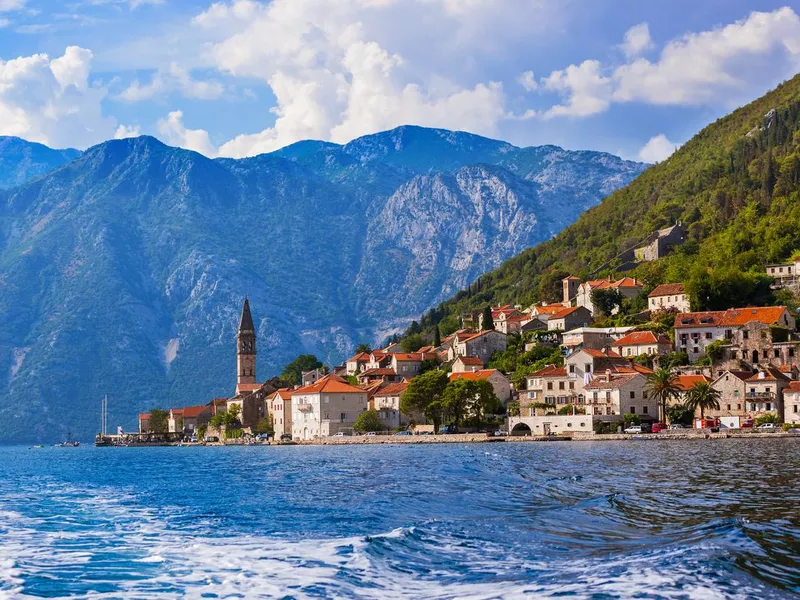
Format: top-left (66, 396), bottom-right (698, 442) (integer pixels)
top-left (684, 382), bottom-right (721, 421)
top-left (645, 368), bottom-right (682, 424)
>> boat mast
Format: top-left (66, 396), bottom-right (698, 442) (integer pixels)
top-left (101, 395), bottom-right (108, 436)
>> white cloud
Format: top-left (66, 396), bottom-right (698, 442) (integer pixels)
top-left (0, 17), bottom-right (9, 27)
top-left (638, 134), bottom-right (678, 163)
top-left (193, 0), bottom-right (527, 157)
top-left (614, 7), bottom-right (800, 105)
top-left (156, 110), bottom-right (217, 157)
top-left (0, 46), bottom-right (116, 148)
top-left (114, 124), bottom-right (141, 138)
top-left (517, 70), bottom-right (537, 92)
top-left (0, 0), bottom-right (25, 12)
top-left (541, 60), bottom-right (612, 118)
top-left (541, 7), bottom-right (800, 118)
top-left (117, 63), bottom-right (225, 102)
top-left (620, 23), bottom-right (653, 59)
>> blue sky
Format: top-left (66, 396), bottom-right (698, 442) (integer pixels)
top-left (0, 0), bottom-right (799, 162)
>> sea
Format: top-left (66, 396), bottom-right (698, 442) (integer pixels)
top-left (0, 439), bottom-right (798, 599)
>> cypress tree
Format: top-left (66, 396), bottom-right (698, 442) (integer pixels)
top-left (434, 324), bottom-right (442, 347)
top-left (482, 305), bottom-right (494, 331)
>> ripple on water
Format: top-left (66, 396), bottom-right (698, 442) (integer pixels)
top-left (0, 440), bottom-right (797, 598)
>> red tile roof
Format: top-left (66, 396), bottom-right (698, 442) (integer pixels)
top-left (529, 364), bottom-right (567, 377)
top-left (270, 389), bottom-right (293, 401)
top-left (586, 277), bottom-right (643, 290)
top-left (745, 368), bottom-right (790, 383)
top-left (531, 305), bottom-right (567, 315)
top-left (347, 352), bottom-right (371, 362)
top-left (237, 383), bottom-right (262, 393)
top-left (360, 368), bottom-right (397, 377)
top-left (292, 374), bottom-right (365, 395)
top-left (611, 331), bottom-right (671, 346)
top-left (675, 307), bottom-right (789, 328)
top-left (182, 405), bottom-right (209, 418)
top-left (582, 348), bottom-right (623, 358)
top-left (672, 375), bottom-right (711, 391)
top-left (456, 356), bottom-right (485, 366)
top-left (784, 381), bottom-right (800, 393)
top-left (549, 306), bottom-right (586, 320)
top-left (138, 413), bottom-right (150, 420)
top-left (449, 369), bottom-right (502, 382)
top-left (648, 283), bottom-right (685, 298)
top-left (374, 382), bottom-right (409, 397)
top-left (584, 373), bottom-right (638, 389)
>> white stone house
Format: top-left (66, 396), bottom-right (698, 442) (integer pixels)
top-left (449, 330), bottom-right (507, 364)
top-left (369, 382), bottom-right (409, 430)
top-left (743, 368), bottom-right (790, 419)
top-left (611, 330), bottom-right (672, 357)
top-left (291, 375), bottom-right (368, 440)
top-left (583, 372), bottom-right (654, 418)
top-left (547, 306), bottom-right (593, 331)
top-left (647, 283), bottom-right (690, 313)
top-left (524, 365), bottom-right (579, 412)
top-left (269, 389), bottom-right (292, 437)
top-left (451, 355), bottom-right (484, 373)
top-left (783, 381), bottom-right (800, 425)
top-left (568, 277), bottom-right (644, 316)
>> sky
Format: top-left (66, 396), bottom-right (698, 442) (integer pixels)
top-left (0, 1), bottom-right (799, 163)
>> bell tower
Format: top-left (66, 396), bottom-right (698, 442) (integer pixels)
top-left (236, 297), bottom-right (256, 392)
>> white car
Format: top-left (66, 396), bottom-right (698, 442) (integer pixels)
top-left (756, 423), bottom-right (778, 432)
top-left (364, 432), bottom-right (377, 437)
top-left (624, 425), bottom-right (643, 434)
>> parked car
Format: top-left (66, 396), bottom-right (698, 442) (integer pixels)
top-left (204, 436), bottom-right (219, 443)
top-left (651, 423), bottom-right (666, 433)
top-left (741, 419), bottom-right (754, 429)
top-left (640, 423), bottom-right (653, 433)
top-left (280, 433), bottom-right (293, 442)
top-left (668, 424), bottom-right (686, 430)
top-left (439, 425), bottom-right (458, 434)
top-left (624, 425), bottom-right (643, 434)
top-left (756, 423), bottom-right (778, 432)
top-left (494, 430), bottom-right (507, 437)
top-left (394, 430), bottom-right (412, 436)
top-left (364, 432), bottom-right (377, 437)
top-left (256, 433), bottom-right (270, 441)
top-left (332, 431), bottom-right (351, 437)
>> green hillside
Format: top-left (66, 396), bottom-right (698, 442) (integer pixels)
top-left (412, 73), bottom-right (800, 335)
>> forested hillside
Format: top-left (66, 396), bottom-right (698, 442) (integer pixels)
top-left (411, 74), bottom-right (800, 336)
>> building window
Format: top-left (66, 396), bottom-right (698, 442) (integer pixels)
top-left (737, 404), bottom-right (741, 410)
top-left (630, 406), bottom-right (636, 414)
top-left (547, 382), bottom-right (553, 391)
top-left (340, 412), bottom-right (346, 422)
top-left (794, 405), bottom-right (798, 413)
top-left (642, 406), bottom-right (648, 414)
top-left (585, 364), bottom-right (592, 373)
top-left (569, 364), bottom-right (575, 374)
top-left (727, 404), bottom-right (731, 410)
top-left (766, 403), bottom-right (771, 411)
top-left (774, 349), bottom-right (780, 358)
top-left (705, 332), bottom-right (712, 340)
top-left (559, 382), bottom-right (565, 390)
top-left (743, 331), bottom-right (749, 340)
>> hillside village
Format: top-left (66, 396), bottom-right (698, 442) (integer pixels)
top-left (135, 251), bottom-right (800, 442)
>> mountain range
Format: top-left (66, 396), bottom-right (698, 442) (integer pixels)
top-left (0, 126), bottom-right (646, 442)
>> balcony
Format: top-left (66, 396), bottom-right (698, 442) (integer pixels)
top-left (745, 392), bottom-right (775, 400)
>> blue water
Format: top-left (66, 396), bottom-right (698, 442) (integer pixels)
top-left (0, 440), bottom-right (798, 599)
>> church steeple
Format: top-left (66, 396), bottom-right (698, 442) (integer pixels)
top-left (236, 297), bottom-right (256, 392)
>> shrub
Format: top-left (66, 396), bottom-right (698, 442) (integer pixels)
top-left (755, 413), bottom-right (778, 426)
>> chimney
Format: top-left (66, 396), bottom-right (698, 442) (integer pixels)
top-left (605, 369), bottom-right (612, 383)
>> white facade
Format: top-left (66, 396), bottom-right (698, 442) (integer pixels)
top-left (291, 385), bottom-right (368, 440)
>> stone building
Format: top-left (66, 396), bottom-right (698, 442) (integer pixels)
top-left (743, 368), bottom-right (790, 419)
top-left (546, 306), bottom-right (593, 331)
top-left (567, 277), bottom-right (643, 316)
top-left (370, 382), bottom-right (410, 430)
top-left (583, 372), bottom-right (654, 418)
top-left (449, 369), bottom-right (512, 404)
top-left (611, 330), bottom-right (672, 357)
top-left (783, 381), bottom-right (800, 425)
top-left (647, 283), bottom-right (690, 313)
top-left (709, 370), bottom-right (752, 428)
top-left (633, 222), bottom-right (686, 262)
top-left (291, 374), bottom-right (368, 440)
top-left (718, 320), bottom-right (800, 371)
top-left (269, 389), bottom-right (292, 437)
top-left (235, 298), bottom-right (259, 396)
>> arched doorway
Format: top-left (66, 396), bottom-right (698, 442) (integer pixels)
top-left (303, 427), bottom-right (309, 440)
top-left (511, 422), bottom-right (532, 437)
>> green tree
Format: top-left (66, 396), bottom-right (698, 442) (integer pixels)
top-left (254, 416), bottom-right (274, 435)
top-left (645, 368), bottom-right (682, 424)
top-left (469, 379), bottom-right (503, 422)
top-left (592, 288), bottom-right (623, 317)
top-left (419, 357), bottom-right (441, 375)
top-left (354, 409), bottom-right (385, 432)
top-left (433, 325), bottom-right (442, 348)
top-left (684, 381), bottom-right (721, 420)
top-left (755, 413), bottom-right (778, 426)
top-left (355, 343), bottom-right (372, 354)
top-left (401, 334), bottom-right (426, 353)
top-left (401, 370), bottom-right (449, 430)
top-left (281, 355), bottom-right (324, 386)
top-left (482, 305), bottom-right (494, 331)
top-left (666, 405), bottom-right (693, 426)
top-left (148, 409), bottom-right (169, 434)
top-left (441, 379), bottom-right (473, 427)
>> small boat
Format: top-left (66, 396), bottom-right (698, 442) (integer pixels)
top-left (56, 432), bottom-right (80, 447)
top-left (29, 445), bottom-right (43, 449)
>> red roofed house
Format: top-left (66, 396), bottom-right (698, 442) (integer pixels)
top-left (390, 353), bottom-right (437, 377)
top-left (523, 365), bottom-right (575, 414)
top-left (783, 381), bottom-right (800, 425)
top-left (744, 368), bottom-right (790, 419)
top-left (138, 413), bottom-right (150, 434)
top-left (168, 408), bottom-right (184, 434)
top-left (449, 369), bottom-right (512, 404)
top-left (612, 331), bottom-right (672, 357)
top-left (269, 389), bottom-right (293, 437)
top-left (564, 348), bottom-right (629, 389)
top-left (451, 355), bottom-right (484, 373)
top-left (710, 370), bottom-right (753, 428)
top-left (370, 382), bottom-right (411, 430)
top-left (449, 330), bottom-right (507, 364)
top-left (357, 368), bottom-right (400, 385)
top-left (291, 374), bottom-right (368, 440)
top-left (569, 277), bottom-right (644, 316)
top-left (345, 352), bottom-right (371, 376)
top-left (547, 306), bottom-right (593, 331)
top-left (584, 371), bottom-right (654, 418)
top-left (648, 283), bottom-right (690, 312)
top-left (675, 306), bottom-right (795, 364)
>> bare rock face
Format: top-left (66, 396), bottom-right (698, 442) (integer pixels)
top-left (0, 127), bottom-right (647, 442)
